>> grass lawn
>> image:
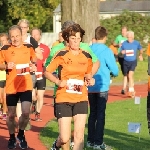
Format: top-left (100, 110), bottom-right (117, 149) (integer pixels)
top-left (40, 98), bottom-right (150, 150)
top-left (46, 60), bottom-right (148, 87)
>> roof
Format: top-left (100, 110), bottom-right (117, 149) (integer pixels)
top-left (54, 1), bottom-right (150, 13)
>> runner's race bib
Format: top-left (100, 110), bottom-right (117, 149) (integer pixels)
top-left (126, 49), bottom-right (134, 56)
top-left (66, 79), bottom-right (84, 94)
top-left (16, 64), bottom-right (29, 75)
top-left (35, 72), bottom-right (43, 80)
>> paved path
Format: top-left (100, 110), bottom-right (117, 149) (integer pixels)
top-left (0, 84), bottom-right (148, 150)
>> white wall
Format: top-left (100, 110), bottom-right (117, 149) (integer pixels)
top-left (40, 32), bottom-right (58, 49)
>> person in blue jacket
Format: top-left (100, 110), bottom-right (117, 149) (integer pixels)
top-left (87, 26), bottom-right (119, 150)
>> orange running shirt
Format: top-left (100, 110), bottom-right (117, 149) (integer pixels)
top-left (0, 44), bottom-right (36, 94)
top-left (46, 47), bottom-right (93, 103)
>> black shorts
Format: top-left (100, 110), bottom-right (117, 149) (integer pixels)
top-left (33, 76), bottom-right (46, 90)
top-left (54, 101), bottom-right (88, 119)
top-left (123, 60), bottom-right (137, 76)
top-left (0, 80), bottom-right (6, 88)
top-left (6, 90), bottom-right (32, 106)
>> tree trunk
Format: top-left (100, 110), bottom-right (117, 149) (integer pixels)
top-left (61, 0), bottom-right (100, 43)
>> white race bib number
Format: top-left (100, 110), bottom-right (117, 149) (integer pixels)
top-left (16, 64), bottom-right (29, 75)
top-left (66, 79), bottom-right (84, 94)
top-left (126, 49), bottom-right (134, 56)
top-left (35, 72), bottom-right (43, 80)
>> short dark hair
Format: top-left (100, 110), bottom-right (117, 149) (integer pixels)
top-left (9, 25), bottom-right (22, 36)
top-left (30, 27), bottom-right (42, 35)
top-left (62, 24), bottom-right (85, 42)
top-left (95, 26), bottom-right (107, 40)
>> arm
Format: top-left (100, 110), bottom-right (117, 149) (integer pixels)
top-left (0, 51), bottom-right (15, 70)
top-left (92, 60), bottom-right (100, 76)
top-left (30, 37), bottom-right (43, 60)
top-left (105, 49), bottom-right (119, 77)
top-left (44, 55), bottom-right (65, 87)
top-left (87, 45), bottom-right (100, 75)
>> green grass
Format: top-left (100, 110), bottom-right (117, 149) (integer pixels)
top-left (111, 60), bottom-right (148, 84)
top-left (40, 98), bottom-right (150, 150)
top-left (46, 60), bottom-right (148, 87)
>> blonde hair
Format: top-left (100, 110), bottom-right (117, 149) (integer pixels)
top-left (127, 31), bottom-right (134, 37)
top-left (18, 19), bottom-right (30, 27)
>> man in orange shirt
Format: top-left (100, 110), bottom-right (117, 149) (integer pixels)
top-left (0, 25), bottom-right (37, 149)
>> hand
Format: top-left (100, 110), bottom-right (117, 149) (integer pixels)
top-left (119, 43), bottom-right (122, 47)
top-left (84, 78), bottom-right (95, 86)
top-left (30, 63), bottom-right (37, 72)
top-left (121, 50), bottom-right (126, 54)
top-left (57, 80), bottom-right (67, 87)
top-left (7, 62), bottom-right (15, 69)
top-left (139, 55), bottom-right (143, 61)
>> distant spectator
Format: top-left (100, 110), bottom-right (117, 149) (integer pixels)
top-left (52, 32), bottom-right (64, 47)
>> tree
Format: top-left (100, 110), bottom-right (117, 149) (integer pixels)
top-left (61, 0), bottom-right (100, 43)
top-left (0, 0), bottom-right (60, 32)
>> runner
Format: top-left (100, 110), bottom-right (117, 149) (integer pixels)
top-left (0, 33), bottom-right (9, 120)
top-left (30, 27), bottom-right (50, 121)
top-left (87, 26), bottom-right (118, 150)
top-left (45, 23), bottom-right (94, 150)
top-left (17, 19), bottom-right (43, 130)
top-left (45, 20), bottom-right (100, 149)
top-left (120, 31), bottom-right (143, 98)
top-left (113, 26), bottom-right (128, 94)
top-left (0, 25), bottom-right (37, 149)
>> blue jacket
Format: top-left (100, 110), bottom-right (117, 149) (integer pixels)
top-left (88, 43), bottom-right (119, 92)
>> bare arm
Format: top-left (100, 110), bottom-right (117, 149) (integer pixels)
top-left (92, 60), bottom-right (100, 76)
top-left (35, 46), bottom-right (43, 60)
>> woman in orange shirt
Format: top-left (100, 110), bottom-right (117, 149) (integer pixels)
top-left (45, 24), bottom-right (94, 150)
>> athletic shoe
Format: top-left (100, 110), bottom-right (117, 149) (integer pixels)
top-left (128, 91), bottom-right (135, 98)
top-left (16, 135), bottom-right (28, 149)
top-left (35, 112), bottom-right (42, 121)
top-left (87, 141), bottom-right (94, 148)
top-left (2, 113), bottom-right (7, 120)
top-left (121, 89), bottom-right (125, 95)
top-left (25, 121), bottom-right (31, 131)
top-left (50, 140), bottom-right (60, 150)
top-left (8, 138), bottom-right (16, 149)
top-left (93, 143), bottom-right (112, 150)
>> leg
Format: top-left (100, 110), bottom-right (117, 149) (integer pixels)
top-left (87, 93), bottom-right (97, 145)
top-left (73, 114), bottom-right (87, 150)
top-left (19, 101), bottom-right (31, 130)
top-left (57, 117), bottom-right (72, 150)
top-left (95, 92), bottom-right (108, 145)
top-left (52, 103), bottom-right (72, 150)
top-left (128, 71), bottom-right (134, 91)
top-left (6, 106), bottom-right (17, 134)
top-left (36, 77), bottom-right (46, 113)
top-left (6, 93), bottom-right (19, 149)
top-left (73, 101), bottom-right (88, 150)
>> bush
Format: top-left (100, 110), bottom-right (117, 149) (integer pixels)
top-left (100, 10), bottom-right (150, 49)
